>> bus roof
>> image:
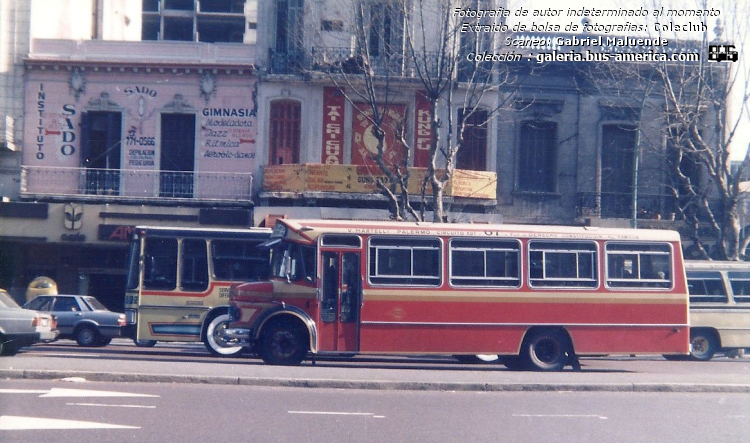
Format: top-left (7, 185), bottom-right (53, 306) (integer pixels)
top-left (134, 226), bottom-right (271, 240)
top-left (685, 260), bottom-right (750, 271)
top-left (276, 219), bottom-right (682, 243)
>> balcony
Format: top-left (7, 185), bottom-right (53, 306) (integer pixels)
top-left (261, 164), bottom-right (497, 201)
top-left (269, 47), bottom-right (486, 81)
top-left (267, 30), bottom-right (707, 77)
top-left (20, 166), bottom-right (254, 206)
top-left (577, 191), bottom-right (678, 221)
top-left (29, 38), bottom-right (256, 66)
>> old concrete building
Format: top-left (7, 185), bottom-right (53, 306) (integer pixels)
top-left (0, 0), bottom-right (260, 306)
top-left (0, 0), bottom-right (729, 306)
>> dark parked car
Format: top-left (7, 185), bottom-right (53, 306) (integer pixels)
top-left (24, 295), bottom-right (125, 347)
top-left (0, 289), bottom-right (58, 356)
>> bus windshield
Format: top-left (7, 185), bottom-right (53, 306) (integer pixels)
top-left (271, 242), bottom-right (316, 283)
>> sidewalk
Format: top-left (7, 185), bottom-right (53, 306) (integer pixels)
top-left (3, 346), bottom-right (750, 393)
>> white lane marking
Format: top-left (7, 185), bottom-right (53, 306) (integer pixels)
top-left (289, 411), bottom-right (380, 417)
top-left (41, 388), bottom-right (159, 398)
top-left (514, 414), bottom-right (608, 420)
top-left (60, 377), bottom-right (88, 383)
top-left (0, 415), bottom-right (139, 430)
top-left (0, 389), bottom-right (49, 395)
top-left (33, 352), bottom-right (101, 358)
top-left (66, 403), bottom-right (156, 409)
top-left (0, 388), bottom-right (158, 398)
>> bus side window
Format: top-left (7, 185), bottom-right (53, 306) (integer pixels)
top-left (290, 244), bottom-right (316, 283)
top-left (528, 241), bottom-right (597, 288)
top-left (142, 238), bottom-right (178, 290)
top-left (181, 239), bottom-right (208, 291)
top-left (605, 243), bottom-right (671, 289)
top-left (687, 272), bottom-right (727, 303)
top-left (212, 240), bottom-right (271, 282)
top-left (728, 272), bottom-right (750, 303)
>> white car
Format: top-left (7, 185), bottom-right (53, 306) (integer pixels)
top-left (0, 289), bottom-right (58, 356)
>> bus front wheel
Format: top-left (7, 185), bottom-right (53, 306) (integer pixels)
top-left (259, 320), bottom-right (308, 366)
top-left (522, 329), bottom-right (571, 371)
top-left (204, 313), bottom-right (243, 357)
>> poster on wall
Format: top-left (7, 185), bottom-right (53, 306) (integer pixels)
top-left (413, 90), bottom-right (432, 168)
top-left (351, 103), bottom-right (406, 173)
top-left (321, 87), bottom-right (345, 165)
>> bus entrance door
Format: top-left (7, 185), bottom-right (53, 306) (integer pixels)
top-left (318, 251), bottom-right (361, 353)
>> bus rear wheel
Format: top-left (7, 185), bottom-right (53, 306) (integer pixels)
top-left (259, 320), bottom-right (308, 366)
top-left (522, 329), bottom-right (571, 371)
top-left (204, 313), bottom-right (243, 357)
top-left (689, 330), bottom-right (717, 361)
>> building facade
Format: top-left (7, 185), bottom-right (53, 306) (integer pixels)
top-left (0, 0), bottom-right (719, 306)
top-left (0, 0), bottom-right (261, 306)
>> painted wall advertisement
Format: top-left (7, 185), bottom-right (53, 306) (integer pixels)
top-left (414, 90), bottom-right (433, 168)
top-left (321, 86), bottom-right (345, 165)
top-left (23, 68), bottom-right (258, 195)
top-left (263, 164), bottom-right (496, 199)
top-left (351, 103), bottom-right (406, 173)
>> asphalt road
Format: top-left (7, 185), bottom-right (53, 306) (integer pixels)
top-left (2, 378), bottom-right (750, 443)
top-left (3, 339), bottom-right (750, 393)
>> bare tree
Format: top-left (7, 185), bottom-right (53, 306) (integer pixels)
top-left (584, 0), bottom-right (750, 259)
top-left (656, 1), bottom-right (749, 260)
top-left (309, 0), bottom-right (519, 222)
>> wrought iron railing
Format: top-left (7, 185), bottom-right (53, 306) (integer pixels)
top-left (577, 191), bottom-right (678, 220)
top-left (267, 31), bottom-right (704, 77)
top-left (270, 47), bottom-right (485, 80)
top-left (20, 166), bottom-right (254, 204)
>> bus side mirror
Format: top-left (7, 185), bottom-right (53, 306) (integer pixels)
top-left (284, 256), bottom-right (292, 283)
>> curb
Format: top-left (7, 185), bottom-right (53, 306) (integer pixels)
top-left (3, 369), bottom-right (750, 393)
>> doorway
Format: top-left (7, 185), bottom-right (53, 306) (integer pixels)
top-left (160, 113), bottom-right (196, 197)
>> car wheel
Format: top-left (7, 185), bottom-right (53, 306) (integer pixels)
top-left (134, 339), bottom-right (157, 347)
top-left (204, 313), bottom-right (243, 357)
top-left (522, 329), bottom-right (571, 371)
top-left (259, 320), bottom-right (308, 366)
top-left (0, 337), bottom-right (19, 356)
top-left (690, 330), bottom-right (717, 361)
top-left (75, 326), bottom-right (99, 347)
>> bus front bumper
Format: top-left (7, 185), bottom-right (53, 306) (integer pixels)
top-left (219, 327), bottom-right (254, 346)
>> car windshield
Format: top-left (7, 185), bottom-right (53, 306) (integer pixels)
top-left (0, 292), bottom-right (21, 309)
top-left (82, 296), bottom-right (108, 311)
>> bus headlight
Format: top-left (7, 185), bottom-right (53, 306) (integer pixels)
top-left (125, 309), bottom-right (137, 325)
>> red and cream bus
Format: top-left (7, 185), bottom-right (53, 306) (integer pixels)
top-left (124, 226), bottom-right (271, 356)
top-left (223, 219), bottom-right (690, 370)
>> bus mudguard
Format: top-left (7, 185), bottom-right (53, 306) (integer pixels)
top-left (254, 304), bottom-right (318, 353)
